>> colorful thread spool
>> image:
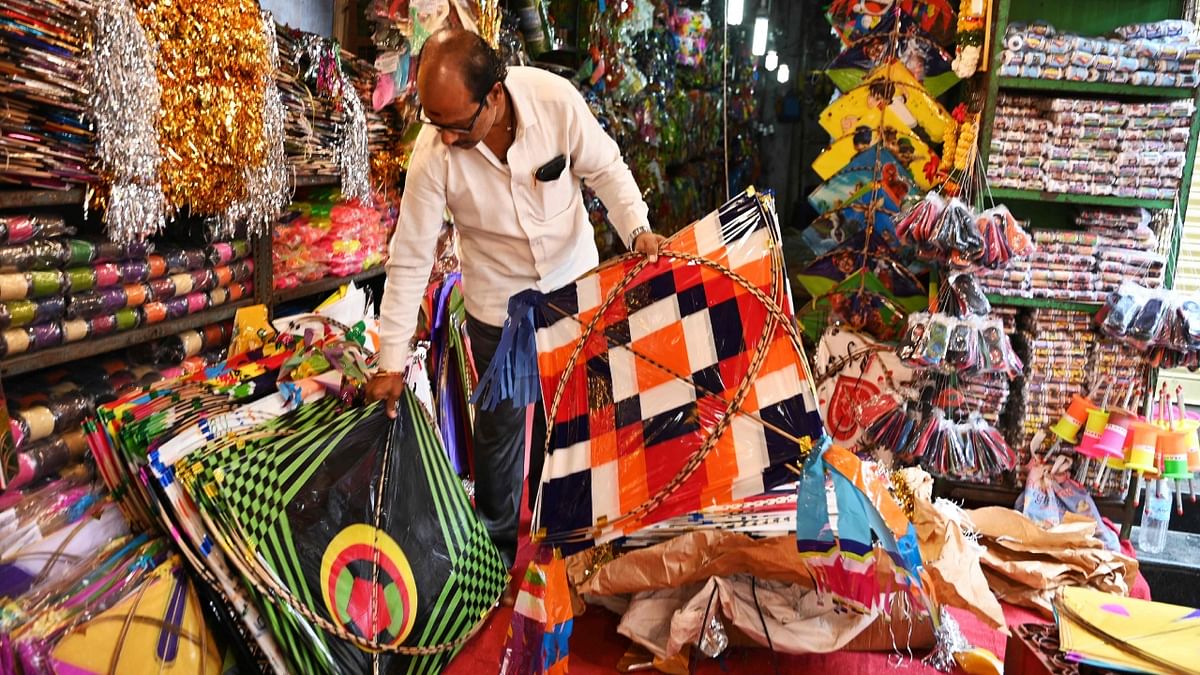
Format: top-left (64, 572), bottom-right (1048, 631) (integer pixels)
top-left (1159, 428), bottom-right (1194, 480)
top-left (1126, 422), bottom-right (1160, 473)
top-left (1178, 418), bottom-right (1200, 473)
top-left (1095, 409), bottom-right (1134, 460)
top-left (1050, 394), bottom-right (1093, 444)
top-left (1076, 407), bottom-right (1111, 459)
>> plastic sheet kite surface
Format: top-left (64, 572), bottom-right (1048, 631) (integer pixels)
top-left (530, 190), bottom-right (825, 547)
top-left (796, 443), bottom-right (930, 615)
top-left (186, 394), bottom-right (507, 674)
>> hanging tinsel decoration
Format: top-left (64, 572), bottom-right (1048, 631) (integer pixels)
top-left (478, 0), bottom-right (503, 49)
top-left (133, 0), bottom-right (271, 216)
top-left (88, 0), bottom-right (167, 243)
top-left (292, 33), bottom-right (371, 203)
top-left (213, 13), bottom-right (292, 239)
top-left (925, 607), bottom-right (972, 672)
top-left (337, 68), bottom-right (372, 204)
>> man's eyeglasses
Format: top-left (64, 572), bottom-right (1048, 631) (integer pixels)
top-left (418, 97), bottom-right (488, 134)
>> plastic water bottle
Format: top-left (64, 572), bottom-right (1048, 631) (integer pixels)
top-left (1138, 479), bottom-right (1172, 555)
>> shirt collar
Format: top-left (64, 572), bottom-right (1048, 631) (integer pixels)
top-left (504, 69), bottom-right (538, 131)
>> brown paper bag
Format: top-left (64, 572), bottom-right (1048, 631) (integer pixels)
top-left (967, 506), bottom-right (1138, 618)
top-left (913, 499), bottom-right (1008, 632)
top-left (577, 531), bottom-right (816, 597)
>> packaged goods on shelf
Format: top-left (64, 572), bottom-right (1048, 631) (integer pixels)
top-left (1007, 309), bottom-right (1096, 461)
top-left (1000, 20), bottom-right (1200, 88)
top-left (272, 191), bottom-right (394, 289)
top-left (987, 93), bottom-right (1194, 199)
top-left (0, 0), bottom-right (95, 189)
top-left (0, 213), bottom-right (250, 359)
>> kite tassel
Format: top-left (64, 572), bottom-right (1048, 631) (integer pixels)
top-left (472, 290), bottom-right (543, 412)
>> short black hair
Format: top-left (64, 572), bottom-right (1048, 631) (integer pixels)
top-left (456, 31), bottom-right (509, 102)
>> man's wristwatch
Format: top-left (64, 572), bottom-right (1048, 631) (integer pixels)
top-left (628, 225), bottom-right (651, 249)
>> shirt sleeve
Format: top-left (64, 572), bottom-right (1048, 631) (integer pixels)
top-left (376, 132), bottom-right (448, 372)
top-left (563, 87), bottom-right (651, 247)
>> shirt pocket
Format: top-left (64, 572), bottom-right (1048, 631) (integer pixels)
top-left (534, 160), bottom-right (575, 221)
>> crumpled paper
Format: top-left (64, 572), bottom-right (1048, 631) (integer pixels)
top-left (574, 531), bottom-right (933, 659)
top-left (576, 531), bottom-right (813, 595)
top-left (968, 506), bottom-right (1138, 617)
top-left (913, 498), bottom-right (1008, 634)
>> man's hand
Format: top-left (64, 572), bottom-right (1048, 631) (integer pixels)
top-left (365, 372), bottom-right (405, 419)
top-left (633, 231), bottom-right (667, 263)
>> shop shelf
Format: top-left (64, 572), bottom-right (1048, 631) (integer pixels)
top-left (0, 177), bottom-right (338, 209)
top-left (271, 267), bottom-right (386, 305)
top-left (0, 297), bottom-right (256, 377)
top-left (997, 76), bottom-right (1196, 99)
top-left (293, 174), bottom-right (340, 188)
top-left (935, 478), bottom-right (1127, 522)
top-left (986, 294), bottom-right (1102, 313)
top-left (0, 187), bottom-right (86, 209)
top-left (988, 187), bottom-right (1175, 210)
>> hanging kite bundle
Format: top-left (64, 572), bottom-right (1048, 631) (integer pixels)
top-left (424, 271), bottom-right (477, 477)
top-left (796, 6), bottom-right (974, 340)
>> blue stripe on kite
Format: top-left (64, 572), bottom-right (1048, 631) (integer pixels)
top-left (797, 540), bottom-right (838, 554)
top-left (838, 538), bottom-right (874, 557)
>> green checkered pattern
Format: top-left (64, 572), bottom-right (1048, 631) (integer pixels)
top-left (194, 391), bottom-right (505, 674)
top-left (399, 392), bottom-right (508, 675)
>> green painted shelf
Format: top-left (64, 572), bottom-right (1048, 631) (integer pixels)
top-left (988, 187), bottom-right (1174, 210)
top-left (997, 76), bottom-right (1196, 99)
top-left (986, 294), bottom-right (1101, 314)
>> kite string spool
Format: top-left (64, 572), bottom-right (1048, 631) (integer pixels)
top-left (540, 229), bottom-right (819, 542)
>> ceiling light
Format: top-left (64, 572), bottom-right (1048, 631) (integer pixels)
top-left (752, 16), bottom-right (769, 56)
top-left (726, 0), bottom-right (744, 26)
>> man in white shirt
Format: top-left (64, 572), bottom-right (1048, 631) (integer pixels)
top-left (366, 29), bottom-right (664, 569)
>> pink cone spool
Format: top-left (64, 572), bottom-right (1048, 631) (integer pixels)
top-left (1076, 407), bottom-right (1111, 459)
top-left (1095, 408), bottom-right (1134, 460)
top-left (1050, 394), bottom-right (1093, 444)
top-left (1126, 421), bottom-right (1160, 473)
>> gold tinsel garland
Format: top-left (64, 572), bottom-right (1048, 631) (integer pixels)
top-left (890, 468), bottom-right (917, 521)
top-left (477, 0), bottom-right (502, 49)
top-left (133, 0), bottom-right (271, 216)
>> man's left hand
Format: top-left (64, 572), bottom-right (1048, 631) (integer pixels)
top-left (633, 231), bottom-right (667, 263)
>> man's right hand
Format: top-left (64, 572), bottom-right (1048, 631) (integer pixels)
top-left (365, 372), bottom-right (406, 419)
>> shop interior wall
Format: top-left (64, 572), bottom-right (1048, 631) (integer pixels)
top-left (755, 0), bottom-right (841, 231)
top-left (261, 0), bottom-right (335, 37)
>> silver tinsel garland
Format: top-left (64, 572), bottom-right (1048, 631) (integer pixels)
top-left (337, 71), bottom-right (372, 203)
top-left (924, 607), bottom-right (972, 672)
top-left (213, 13), bottom-right (291, 240)
top-left (88, 0), bottom-right (167, 244)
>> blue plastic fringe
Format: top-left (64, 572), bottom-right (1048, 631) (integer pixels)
top-left (471, 290), bottom-right (544, 412)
